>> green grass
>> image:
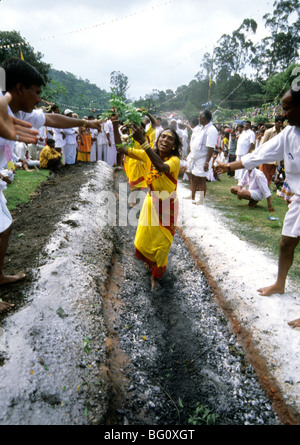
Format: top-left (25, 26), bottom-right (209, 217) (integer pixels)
top-left (203, 174), bottom-right (300, 281)
top-left (3, 169), bottom-right (50, 211)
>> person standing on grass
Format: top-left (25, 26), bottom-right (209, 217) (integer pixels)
top-left (228, 131), bottom-right (237, 177)
top-left (215, 87), bottom-right (300, 329)
top-left (185, 109), bottom-right (218, 205)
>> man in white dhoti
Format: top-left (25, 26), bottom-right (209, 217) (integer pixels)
top-left (104, 118), bottom-right (117, 167)
top-left (215, 87), bottom-right (300, 328)
top-left (95, 119), bottom-right (108, 162)
top-left (63, 109), bottom-right (77, 165)
top-left (186, 109), bottom-right (218, 204)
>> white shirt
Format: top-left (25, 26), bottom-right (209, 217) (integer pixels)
top-left (104, 120), bottom-right (115, 146)
top-left (14, 141), bottom-right (27, 160)
top-left (95, 125), bottom-right (108, 144)
top-left (53, 127), bottom-right (65, 147)
top-left (239, 169), bottom-right (271, 200)
top-left (236, 129), bottom-right (255, 156)
top-left (38, 125), bottom-right (48, 145)
top-left (190, 122), bottom-right (218, 159)
top-left (14, 109), bottom-right (46, 130)
top-left (242, 125), bottom-right (300, 196)
top-left (64, 127), bottom-right (77, 145)
top-left (0, 107), bottom-right (46, 168)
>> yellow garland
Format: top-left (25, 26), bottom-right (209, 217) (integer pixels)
top-left (145, 157), bottom-right (170, 185)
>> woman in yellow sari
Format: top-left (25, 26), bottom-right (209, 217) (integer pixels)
top-left (119, 124), bottom-right (182, 290)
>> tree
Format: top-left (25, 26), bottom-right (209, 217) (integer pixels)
top-left (213, 19), bottom-right (257, 81)
top-left (196, 52), bottom-right (214, 81)
top-left (110, 71), bottom-right (129, 101)
top-left (0, 30), bottom-right (51, 82)
top-left (41, 79), bottom-right (68, 104)
top-left (253, 0), bottom-right (300, 77)
top-left (264, 63), bottom-right (300, 99)
top-left (47, 69), bottom-right (111, 116)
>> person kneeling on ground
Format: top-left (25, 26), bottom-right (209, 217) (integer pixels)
top-left (39, 139), bottom-right (61, 170)
top-left (230, 167), bottom-right (275, 212)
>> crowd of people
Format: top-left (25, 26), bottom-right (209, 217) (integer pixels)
top-left (0, 56), bottom-right (300, 328)
top-left (232, 101), bottom-right (283, 122)
top-left (0, 103), bottom-right (122, 177)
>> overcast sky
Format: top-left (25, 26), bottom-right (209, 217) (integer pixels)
top-left (1, 0), bottom-right (274, 100)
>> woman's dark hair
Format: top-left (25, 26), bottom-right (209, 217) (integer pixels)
top-left (1, 57), bottom-right (45, 91)
top-left (154, 127), bottom-right (182, 158)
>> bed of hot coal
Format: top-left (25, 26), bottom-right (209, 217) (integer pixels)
top-left (101, 172), bottom-right (280, 426)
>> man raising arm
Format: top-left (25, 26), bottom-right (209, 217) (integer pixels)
top-left (215, 87), bottom-right (300, 328)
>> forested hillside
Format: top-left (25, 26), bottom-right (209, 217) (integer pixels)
top-left (46, 68), bottom-right (111, 116)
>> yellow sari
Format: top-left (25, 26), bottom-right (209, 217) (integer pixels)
top-left (126, 148), bottom-right (180, 278)
top-left (146, 125), bottom-right (156, 148)
top-left (124, 139), bottom-right (151, 190)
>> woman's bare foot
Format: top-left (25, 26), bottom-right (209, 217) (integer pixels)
top-left (0, 273), bottom-right (26, 286)
top-left (144, 263), bottom-right (151, 273)
top-left (0, 301), bottom-right (15, 313)
top-left (257, 284), bottom-right (285, 296)
top-left (288, 318), bottom-right (300, 329)
top-left (150, 276), bottom-right (161, 292)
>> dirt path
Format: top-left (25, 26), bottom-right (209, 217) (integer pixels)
top-left (0, 163), bottom-right (284, 424)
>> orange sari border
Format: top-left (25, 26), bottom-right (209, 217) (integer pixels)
top-left (129, 176), bottom-right (146, 187)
